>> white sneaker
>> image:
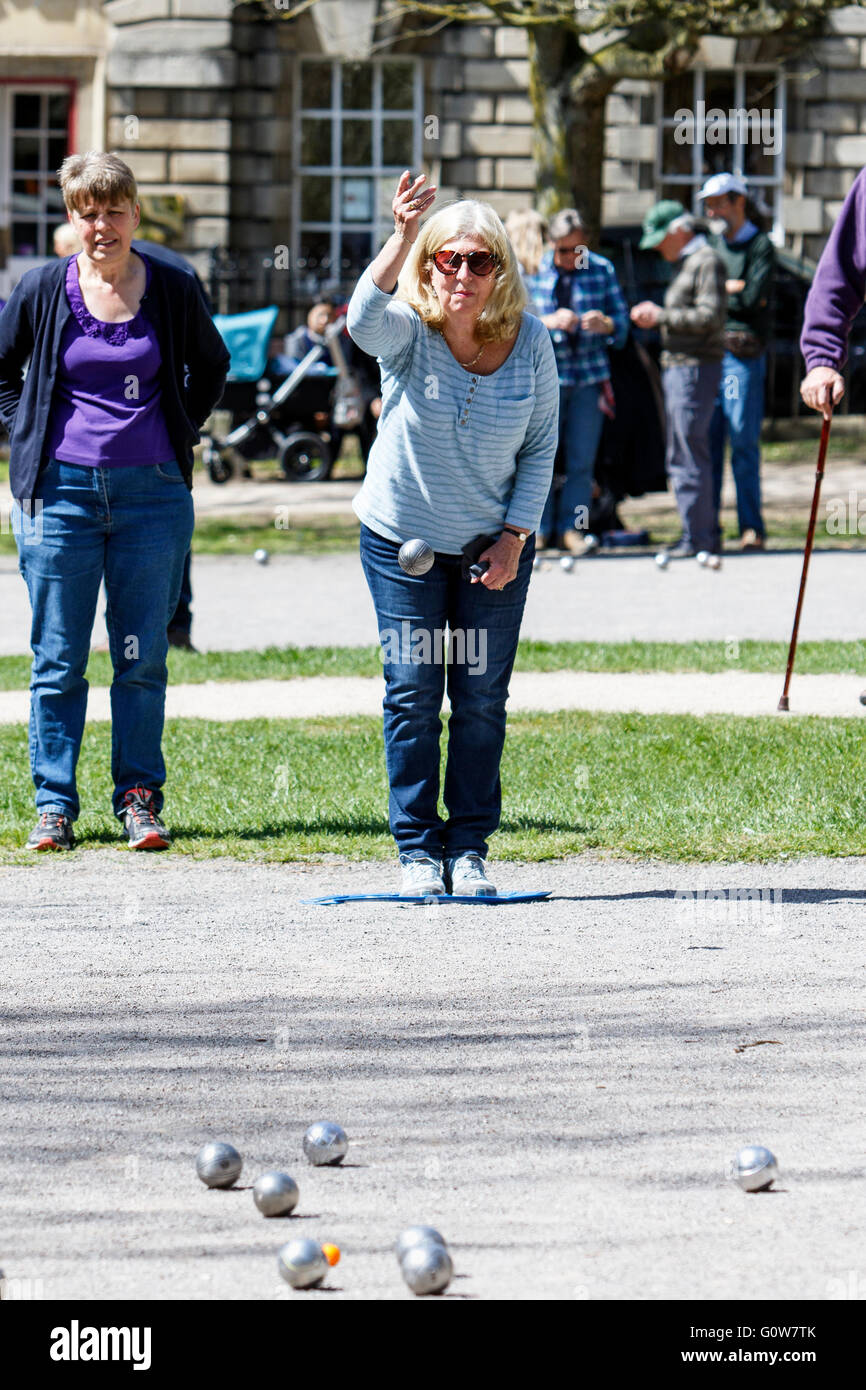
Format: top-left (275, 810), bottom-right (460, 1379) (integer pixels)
top-left (400, 853), bottom-right (446, 896)
top-left (445, 852), bottom-right (497, 897)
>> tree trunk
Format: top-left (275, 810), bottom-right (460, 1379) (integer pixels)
top-left (528, 19), bottom-right (612, 247)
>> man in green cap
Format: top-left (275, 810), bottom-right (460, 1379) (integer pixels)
top-left (631, 201), bottom-right (727, 560)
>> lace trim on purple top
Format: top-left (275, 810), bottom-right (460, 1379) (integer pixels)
top-left (65, 253), bottom-right (151, 346)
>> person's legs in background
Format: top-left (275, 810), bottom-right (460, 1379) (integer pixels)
top-left (663, 362), bottom-right (724, 555)
top-left (709, 359), bottom-right (730, 550)
top-left (726, 352), bottom-right (767, 547)
top-left (102, 460), bottom-right (194, 840)
top-left (557, 381), bottom-right (605, 550)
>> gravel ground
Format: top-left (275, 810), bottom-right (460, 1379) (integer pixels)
top-left (1, 852), bottom-right (863, 1303)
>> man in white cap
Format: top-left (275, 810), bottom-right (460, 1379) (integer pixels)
top-left (699, 172), bottom-right (775, 552)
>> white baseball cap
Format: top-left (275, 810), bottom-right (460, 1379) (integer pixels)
top-left (698, 172), bottom-right (747, 200)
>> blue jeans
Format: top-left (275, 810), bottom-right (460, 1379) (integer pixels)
top-left (13, 458), bottom-right (195, 820)
top-left (710, 352), bottom-right (766, 538)
top-left (359, 522), bottom-right (535, 858)
top-left (541, 381), bottom-right (604, 539)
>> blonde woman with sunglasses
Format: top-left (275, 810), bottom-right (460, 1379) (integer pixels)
top-left (346, 172), bottom-right (559, 898)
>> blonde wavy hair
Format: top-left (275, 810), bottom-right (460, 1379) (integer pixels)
top-left (396, 200), bottom-right (527, 343)
top-left (504, 208), bottom-right (548, 277)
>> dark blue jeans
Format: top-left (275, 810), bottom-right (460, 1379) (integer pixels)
top-left (13, 458), bottom-right (194, 820)
top-left (359, 522), bottom-right (535, 858)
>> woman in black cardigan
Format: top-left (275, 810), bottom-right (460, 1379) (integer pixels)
top-left (0, 151), bottom-right (229, 851)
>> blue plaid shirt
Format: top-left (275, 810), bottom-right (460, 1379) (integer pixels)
top-left (524, 249), bottom-right (629, 387)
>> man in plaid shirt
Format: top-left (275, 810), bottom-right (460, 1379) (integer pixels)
top-left (524, 208), bottom-right (629, 551)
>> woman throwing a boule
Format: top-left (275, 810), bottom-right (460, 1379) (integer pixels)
top-left (346, 171), bottom-right (558, 898)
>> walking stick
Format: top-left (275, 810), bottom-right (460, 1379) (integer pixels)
top-left (777, 397), bottom-right (833, 712)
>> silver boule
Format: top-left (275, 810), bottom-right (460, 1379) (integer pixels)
top-left (395, 1225), bottom-right (448, 1260)
top-left (655, 552), bottom-right (669, 569)
top-left (254, 547), bottom-right (270, 565)
top-left (696, 550), bottom-right (710, 566)
top-left (728, 1144), bottom-right (779, 1192)
top-left (398, 538), bottom-right (434, 576)
top-left (277, 1238), bottom-right (329, 1289)
top-left (559, 555), bottom-right (575, 573)
top-left (195, 1141), bottom-right (243, 1188)
top-left (303, 1120), bottom-right (348, 1166)
top-left (400, 1242), bottom-right (453, 1295)
top-left (583, 533), bottom-right (600, 553)
top-left (253, 1170), bottom-right (299, 1217)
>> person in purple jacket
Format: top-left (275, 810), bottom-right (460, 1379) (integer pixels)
top-left (800, 165), bottom-right (866, 418)
top-left (0, 151), bottom-right (229, 851)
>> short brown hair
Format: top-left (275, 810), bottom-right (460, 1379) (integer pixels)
top-left (58, 151), bottom-right (138, 215)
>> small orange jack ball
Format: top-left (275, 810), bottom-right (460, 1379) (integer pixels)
top-left (322, 1243), bottom-right (341, 1267)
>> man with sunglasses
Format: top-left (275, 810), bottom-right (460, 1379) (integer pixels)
top-left (524, 208), bottom-right (628, 552)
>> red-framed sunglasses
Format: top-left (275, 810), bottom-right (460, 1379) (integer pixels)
top-left (432, 249), bottom-right (498, 276)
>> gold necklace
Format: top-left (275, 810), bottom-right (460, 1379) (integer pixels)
top-left (446, 334), bottom-right (486, 368)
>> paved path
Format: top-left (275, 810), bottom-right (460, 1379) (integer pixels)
top-left (0, 670), bottom-right (863, 725)
top-left (0, 852), bottom-right (862, 1301)
top-left (2, 549), bottom-right (865, 657)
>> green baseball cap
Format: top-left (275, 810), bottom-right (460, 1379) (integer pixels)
top-left (639, 200), bottom-right (687, 250)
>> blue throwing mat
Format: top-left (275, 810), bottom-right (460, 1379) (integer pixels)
top-left (302, 891), bottom-right (552, 905)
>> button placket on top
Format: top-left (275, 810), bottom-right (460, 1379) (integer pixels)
top-left (459, 374), bottom-right (479, 426)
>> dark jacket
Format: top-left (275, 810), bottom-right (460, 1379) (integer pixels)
top-left (0, 252), bottom-right (230, 502)
top-left (709, 226), bottom-right (774, 343)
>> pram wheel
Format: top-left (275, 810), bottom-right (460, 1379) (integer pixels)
top-left (203, 440), bottom-right (234, 484)
top-left (279, 431), bottom-right (332, 482)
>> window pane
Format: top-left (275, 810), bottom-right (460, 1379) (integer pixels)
top-left (743, 144), bottom-right (776, 179)
top-left (382, 62), bottom-right (414, 110)
top-left (302, 62), bottom-right (332, 110)
top-left (12, 178), bottom-right (41, 213)
top-left (340, 231), bottom-right (373, 276)
top-left (662, 73), bottom-right (694, 120)
top-left (48, 136), bottom-right (67, 172)
top-left (661, 182), bottom-right (694, 206)
top-left (704, 71), bottom-right (735, 113)
top-left (661, 126), bottom-right (693, 177)
top-left (297, 230), bottom-right (333, 273)
top-left (342, 177), bottom-right (373, 221)
top-left (48, 92), bottom-right (70, 129)
top-left (745, 70), bottom-right (779, 111)
top-left (12, 135), bottom-right (41, 172)
top-left (341, 118), bottom-right (372, 167)
top-left (12, 221), bottom-right (40, 256)
top-left (301, 176), bottom-right (332, 221)
top-left (382, 118), bottom-right (413, 167)
top-left (45, 181), bottom-right (66, 213)
top-left (301, 118), bottom-right (332, 168)
top-left (342, 62), bottom-right (372, 110)
top-left (13, 93), bottom-right (41, 130)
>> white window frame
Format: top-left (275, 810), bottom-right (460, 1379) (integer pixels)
top-left (292, 56), bottom-right (423, 294)
top-left (655, 67), bottom-right (786, 245)
top-left (0, 82), bottom-right (72, 291)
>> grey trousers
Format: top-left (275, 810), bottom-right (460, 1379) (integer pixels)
top-left (662, 361), bottom-right (724, 552)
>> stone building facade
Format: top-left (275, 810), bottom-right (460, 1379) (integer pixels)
top-left (2, 2), bottom-right (866, 316)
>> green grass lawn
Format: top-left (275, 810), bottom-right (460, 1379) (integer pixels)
top-left (1, 710), bottom-right (864, 864)
top-left (0, 639), bottom-right (861, 693)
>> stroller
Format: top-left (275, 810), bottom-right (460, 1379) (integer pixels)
top-left (202, 307), bottom-right (365, 484)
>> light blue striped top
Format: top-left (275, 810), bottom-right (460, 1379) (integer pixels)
top-left (346, 264), bottom-right (559, 554)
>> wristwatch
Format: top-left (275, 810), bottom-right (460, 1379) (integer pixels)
top-left (502, 525), bottom-right (528, 543)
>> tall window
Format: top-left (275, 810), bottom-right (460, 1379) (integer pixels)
top-left (2, 87), bottom-right (71, 258)
top-left (657, 68), bottom-right (785, 242)
top-left (293, 58), bottom-right (422, 294)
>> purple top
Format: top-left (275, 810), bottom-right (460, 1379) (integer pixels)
top-left (801, 165), bottom-right (866, 373)
top-left (47, 253), bottom-right (175, 466)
